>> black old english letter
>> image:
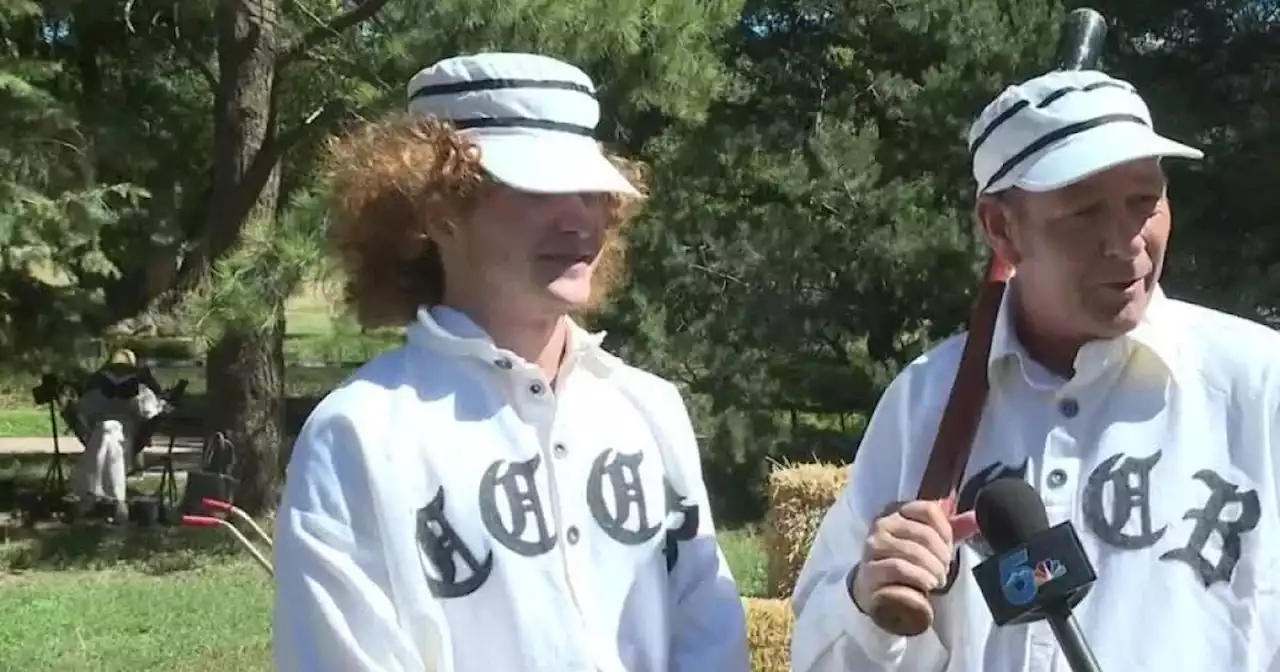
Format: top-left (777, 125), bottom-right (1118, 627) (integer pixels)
top-left (929, 460), bottom-right (1029, 593)
top-left (417, 487), bottom-right (493, 599)
top-left (957, 460), bottom-right (1030, 516)
top-left (956, 459), bottom-right (1030, 557)
top-left (1160, 469), bottom-right (1261, 587)
top-left (479, 455), bottom-right (556, 556)
top-left (587, 449), bottom-right (662, 545)
top-left (1084, 452), bottom-right (1167, 550)
top-left (662, 478), bottom-right (700, 572)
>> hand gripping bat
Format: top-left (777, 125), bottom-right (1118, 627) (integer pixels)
top-left (864, 8), bottom-right (1109, 638)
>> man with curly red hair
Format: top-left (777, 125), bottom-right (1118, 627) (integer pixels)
top-left (272, 52), bottom-right (750, 672)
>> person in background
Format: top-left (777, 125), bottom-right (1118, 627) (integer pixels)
top-left (272, 52), bottom-right (750, 672)
top-left (790, 69), bottom-right (1280, 671)
top-left (70, 348), bottom-right (167, 521)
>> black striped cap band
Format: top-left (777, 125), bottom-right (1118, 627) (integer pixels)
top-left (452, 117), bottom-right (595, 137)
top-left (408, 77), bottom-right (595, 102)
top-left (407, 68), bottom-right (600, 139)
top-left (969, 80), bottom-right (1134, 156)
top-left (981, 113), bottom-right (1149, 193)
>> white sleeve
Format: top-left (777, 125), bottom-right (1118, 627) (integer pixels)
top-left (1271, 385), bottom-right (1280, 672)
top-left (273, 412), bottom-right (431, 672)
top-left (664, 389), bottom-right (752, 671)
top-left (789, 373), bottom-right (950, 672)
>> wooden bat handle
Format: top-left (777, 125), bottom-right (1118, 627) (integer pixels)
top-left (868, 585), bottom-right (935, 637)
top-left (866, 257), bottom-right (1012, 636)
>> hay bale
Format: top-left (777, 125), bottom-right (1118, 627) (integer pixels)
top-left (745, 597), bottom-right (793, 672)
top-left (763, 462), bottom-right (849, 598)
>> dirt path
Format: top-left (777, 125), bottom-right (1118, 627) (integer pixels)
top-left (0, 436), bottom-right (202, 455)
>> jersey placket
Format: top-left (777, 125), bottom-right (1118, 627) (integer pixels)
top-left (1036, 343), bottom-right (1126, 672)
top-left (534, 359), bottom-right (613, 669)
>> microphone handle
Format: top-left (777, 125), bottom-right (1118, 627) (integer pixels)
top-left (1045, 607), bottom-right (1103, 672)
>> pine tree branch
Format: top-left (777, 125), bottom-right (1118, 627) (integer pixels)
top-left (167, 32), bottom-right (218, 89)
top-left (154, 13), bottom-right (218, 89)
top-left (279, 0), bottom-right (393, 68)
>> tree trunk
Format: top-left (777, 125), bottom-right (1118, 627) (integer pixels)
top-left (206, 311), bottom-right (286, 513)
top-left (205, 0), bottom-right (285, 514)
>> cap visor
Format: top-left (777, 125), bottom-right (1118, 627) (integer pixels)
top-left (473, 133), bottom-right (639, 196)
top-left (1015, 122), bottom-right (1203, 192)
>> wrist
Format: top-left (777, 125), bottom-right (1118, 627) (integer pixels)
top-left (846, 563), bottom-right (870, 614)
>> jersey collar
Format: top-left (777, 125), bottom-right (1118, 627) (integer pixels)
top-left (407, 305), bottom-right (621, 375)
top-left (988, 279), bottom-right (1180, 386)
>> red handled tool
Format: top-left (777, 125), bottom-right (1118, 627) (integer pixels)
top-left (182, 497), bottom-right (274, 576)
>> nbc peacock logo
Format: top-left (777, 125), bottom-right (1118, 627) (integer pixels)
top-left (1033, 557), bottom-right (1066, 586)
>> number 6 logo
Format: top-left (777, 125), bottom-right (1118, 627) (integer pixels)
top-left (998, 548), bottom-right (1038, 606)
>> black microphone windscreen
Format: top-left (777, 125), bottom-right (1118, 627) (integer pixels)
top-left (974, 478), bottom-right (1050, 553)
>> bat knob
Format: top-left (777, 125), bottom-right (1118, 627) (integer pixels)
top-left (1056, 7), bottom-right (1109, 71)
top-left (868, 584), bottom-right (935, 637)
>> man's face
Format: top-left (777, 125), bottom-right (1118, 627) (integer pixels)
top-left (980, 158), bottom-right (1171, 341)
top-left (439, 184), bottom-right (611, 314)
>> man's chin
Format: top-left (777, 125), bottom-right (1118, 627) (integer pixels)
top-left (1091, 293), bottom-right (1150, 337)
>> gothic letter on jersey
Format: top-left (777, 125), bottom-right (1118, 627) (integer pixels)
top-left (417, 487), bottom-right (494, 599)
top-left (1159, 469), bottom-right (1261, 588)
top-left (480, 455), bottom-right (557, 556)
top-left (1084, 452), bottom-right (1167, 550)
top-left (662, 478), bottom-right (699, 572)
top-left (588, 448), bottom-right (662, 546)
top-left (957, 459), bottom-right (1030, 559)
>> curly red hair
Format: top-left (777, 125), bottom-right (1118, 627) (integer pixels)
top-left (322, 113), bottom-right (647, 329)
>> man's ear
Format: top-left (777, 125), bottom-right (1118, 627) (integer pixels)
top-left (420, 212), bottom-right (459, 249)
top-left (974, 194), bottom-right (1021, 266)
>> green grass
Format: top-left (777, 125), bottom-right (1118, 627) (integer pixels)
top-left (281, 289), bottom-right (403, 364)
top-left (0, 565), bottom-right (273, 671)
top-left (0, 409), bottom-right (53, 437)
top-left (0, 527), bottom-right (272, 671)
top-left (0, 521), bottom-right (766, 671)
top-left (721, 524), bottom-right (767, 598)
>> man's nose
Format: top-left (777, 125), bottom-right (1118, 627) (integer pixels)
top-left (1099, 211), bottom-right (1147, 260)
top-left (553, 195), bottom-right (603, 234)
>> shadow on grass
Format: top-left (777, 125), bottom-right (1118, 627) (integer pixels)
top-left (0, 453), bottom-right (197, 513)
top-left (0, 453), bottom-right (269, 576)
top-left (0, 453), bottom-right (66, 513)
top-left (1, 523), bottom-right (253, 575)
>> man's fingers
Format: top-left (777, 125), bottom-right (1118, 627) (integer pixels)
top-left (898, 501), bottom-right (949, 532)
top-left (874, 508), bottom-right (952, 569)
top-left (863, 556), bottom-right (941, 595)
top-left (865, 531), bottom-right (949, 581)
top-left (899, 500), bottom-right (953, 545)
top-left (949, 510), bottom-right (979, 542)
top-left (940, 494), bottom-right (957, 516)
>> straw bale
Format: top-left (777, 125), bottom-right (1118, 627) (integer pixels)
top-left (744, 597), bottom-right (793, 672)
top-left (763, 461), bottom-right (849, 597)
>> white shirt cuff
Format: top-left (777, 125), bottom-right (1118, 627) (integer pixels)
top-left (844, 565), bottom-right (909, 664)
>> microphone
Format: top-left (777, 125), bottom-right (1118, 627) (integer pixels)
top-left (971, 479), bottom-right (1103, 672)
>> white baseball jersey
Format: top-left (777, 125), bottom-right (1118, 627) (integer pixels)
top-left (791, 285), bottom-right (1280, 672)
top-left (273, 307), bottom-right (750, 672)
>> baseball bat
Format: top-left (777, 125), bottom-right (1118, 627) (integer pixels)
top-left (1055, 8), bottom-right (1109, 71)
top-left (865, 7), bottom-right (1110, 638)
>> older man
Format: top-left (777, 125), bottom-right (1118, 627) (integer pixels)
top-left (272, 53), bottom-right (750, 672)
top-left (791, 69), bottom-right (1280, 671)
